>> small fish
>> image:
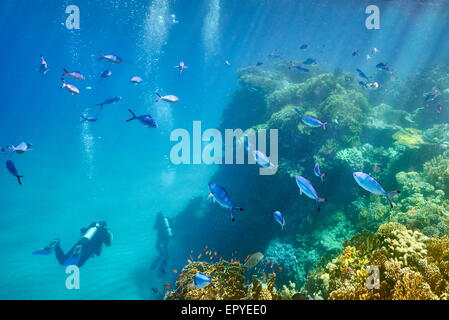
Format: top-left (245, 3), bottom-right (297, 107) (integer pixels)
top-left (80, 115), bottom-right (98, 123)
top-left (358, 81), bottom-right (368, 89)
top-left (97, 52), bottom-right (123, 64)
top-left (85, 86), bottom-right (93, 90)
top-left (60, 78), bottom-right (80, 95)
top-left (208, 183), bottom-right (244, 221)
top-left (376, 62), bottom-right (391, 72)
top-left (197, 253), bottom-right (202, 259)
top-left (424, 90), bottom-right (440, 102)
top-left (353, 172), bottom-right (400, 208)
top-left (273, 211), bottom-right (285, 230)
top-left (256, 62), bottom-right (264, 67)
top-left (299, 44), bottom-right (308, 50)
top-left (302, 116), bottom-right (327, 129)
top-left (435, 103), bottom-right (443, 113)
top-left (2, 142), bottom-right (32, 155)
top-left (278, 266), bottom-right (283, 271)
top-left (293, 107), bottom-right (302, 116)
top-left (303, 58), bottom-right (316, 65)
top-left (292, 293), bottom-right (309, 300)
top-left (6, 160), bottom-right (24, 186)
top-left (366, 54), bottom-right (372, 60)
top-left (130, 76), bottom-right (143, 84)
top-left (252, 150), bottom-right (277, 170)
top-left (39, 55), bottom-right (48, 74)
top-left (155, 93), bottom-right (179, 103)
top-left (371, 48), bottom-right (380, 54)
top-left (356, 69), bottom-right (370, 81)
top-left (97, 96), bottom-right (122, 110)
top-left (99, 70), bottom-right (112, 82)
top-left (314, 163), bottom-right (327, 183)
top-left (63, 69), bottom-right (85, 81)
top-left (224, 60), bottom-right (231, 66)
top-left (289, 64), bottom-right (309, 72)
top-left (172, 270), bottom-right (178, 274)
top-left (192, 272), bottom-right (215, 289)
top-left (175, 61), bottom-right (188, 76)
top-left (295, 176), bottom-right (327, 211)
top-left (244, 252), bottom-right (264, 268)
top-left (352, 50), bottom-right (360, 56)
top-left (126, 109), bottom-right (158, 128)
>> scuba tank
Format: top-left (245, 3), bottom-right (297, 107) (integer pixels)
top-left (163, 217), bottom-right (173, 238)
top-left (82, 223), bottom-right (100, 241)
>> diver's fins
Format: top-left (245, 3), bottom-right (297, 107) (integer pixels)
top-left (32, 239), bottom-right (60, 256)
top-left (64, 245), bottom-right (83, 266)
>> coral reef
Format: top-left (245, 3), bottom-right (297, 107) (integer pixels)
top-left (302, 222), bottom-right (449, 300)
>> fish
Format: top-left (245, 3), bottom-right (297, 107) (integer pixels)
top-left (352, 50), bottom-right (360, 56)
top-left (295, 176), bottom-right (327, 211)
top-left (224, 60), bottom-right (231, 66)
top-left (314, 163), bottom-right (327, 183)
top-left (6, 160), bottom-right (24, 186)
top-left (244, 252), bottom-right (264, 268)
top-left (358, 81), bottom-right (368, 89)
top-left (293, 108), bottom-right (302, 116)
top-left (175, 61), bottom-right (188, 76)
top-left (39, 55), bottom-right (48, 74)
top-left (376, 62), bottom-right (391, 72)
top-left (99, 70), bottom-right (112, 82)
top-left (353, 172), bottom-right (400, 208)
top-left (97, 96), bottom-right (122, 110)
top-left (192, 272), bottom-right (215, 289)
top-left (63, 69), bottom-right (85, 81)
top-left (80, 115), bottom-right (98, 123)
top-left (356, 69), bottom-right (370, 81)
top-left (371, 48), bottom-right (380, 54)
top-left (97, 52), bottom-right (123, 64)
top-left (130, 76), bottom-right (143, 84)
top-left (299, 44), bottom-right (308, 50)
top-left (256, 62), bottom-right (264, 67)
top-left (424, 90), bottom-right (440, 102)
top-left (435, 103), bottom-right (443, 113)
top-left (273, 211), bottom-right (285, 230)
top-left (303, 58), bottom-right (316, 65)
top-left (366, 54), bottom-right (372, 60)
top-left (172, 270), bottom-right (178, 274)
top-left (302, 116), bottom-right (327, 129)
top-left (252, 150), bottom-right (277, 170)
top-left (292, 293), bottom-right (309, 300)
top-left (289, 64), bottom-right (309, 72)
top-left (2, 142), bottom-right (32, 155)
top-left (126, 109), bottom-right (158, 128)
top-left (155, 93), bottom-right (179, 103)
top-left (208, 183), bottom-right (244, 221)
top-left (60, 78), bottom-right (80, 95)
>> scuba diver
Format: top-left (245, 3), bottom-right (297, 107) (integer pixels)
top-left (150, 212), bottom-right (173, 273)
top-left (32, 221), bottom-right (113, 267)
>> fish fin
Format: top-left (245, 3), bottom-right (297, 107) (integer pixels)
top-left (155, 92), bottom-right (162, 102)
top-left (17, 176), bottom-right (23, 186)
top-left (60, 78), bottom-right (66, 88)
top-left (322, 122), bottom-right (328, 130)
top-left (80, 116), bottom-right (87, 122)
top-left (321, 173), bottom-right (327, 184)
top-left (126, 109), bottom-right (137, 122)
top-left (386, 191), bottom-right (400, 208)
top-left (317, 198), bottom-right (327, 211)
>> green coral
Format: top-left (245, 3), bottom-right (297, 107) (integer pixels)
top-left (393, 128), bottom-right (426, 149)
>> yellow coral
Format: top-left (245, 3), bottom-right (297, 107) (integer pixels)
top-left (393, 128), bottom-right (426, 149)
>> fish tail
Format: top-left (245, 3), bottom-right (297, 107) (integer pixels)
top-left (17, 176), bottom-right (23, 186)
top-left (322, 122), bottom-right (328, 130)
top-left (386, 191), bottom-right (401, 208)
top-left (80, 115), bottom-right (87, 122)
top-left (126, 109), bottom-right (137, 122)
top-left (317, 198), bottom-right (327, 212)
top-left (320, 173), bottom-right (327, 184)
top-left (155, 92), bottom-right (162, 102)
top-left (60, 78), bottom-right (66, 88)
top-left (97, 52), bottom-right (104, 61)
top-left (63, 68), bottom-right (69, 75)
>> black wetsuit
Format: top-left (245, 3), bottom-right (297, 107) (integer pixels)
top-left (55, 222), bottom-right (112, 268)
top-left (151, 213), bottom-right (172, 272)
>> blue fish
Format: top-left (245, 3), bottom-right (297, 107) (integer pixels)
top-left (6, 160), bottom-right (24, 186)
top-left (358, 81), bottom-right (368, 89)
top-left (256, 62), bottom-right (264, 67)
top-left (299, 44), bottom-right (308, 50)
top-left (193, 272), bottom-right (215, 289)
top-left (97, 96), bottom-right (122, 110)
top-left (80, 115), bottom-right (98, 123)
top-left (126, 109), bottom-right (158, 128)
top-left (352, 50), bottom-right (360, 56)
top-left (314, 163), bottom-right (327, 183)
top-left (356, 69), bottom-right (370, 81)
top-left (295, 176), bottom-right (326, 211)
top-left (208, 183), bottom-right (244, 221)
top-left (376, 62), bottom-right (391, 72)
top-left (303, 58), bottom-right (316, 65)
top-left (97, 52), bottom-right (123, 64)
top-left (100, 70), bottom-right (112, 82)
top-left (353, 172), bottom-right (400, 208)
top-left (302, 116), bottom-right (327, 129)
top-left (273, 211), bottom-right (285, 230)
top-left (39, 55), bottom-right (48, 74)
top-left (424, 90), bottom-right (439, 102)
top-left (290, 65), bottom-right (310, 72)
top-left (252, 150), bottom-right (276, 170)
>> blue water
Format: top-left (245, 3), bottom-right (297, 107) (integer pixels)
top-left (0, 0), bottom-right (449, 300)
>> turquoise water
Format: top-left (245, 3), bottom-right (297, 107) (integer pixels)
top-left (1, 0), bottom-right (449, 300)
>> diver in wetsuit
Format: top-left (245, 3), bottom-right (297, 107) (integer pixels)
top-left (150, 212), bottom-right (173, 273)
top-left (33, 221), bottom-right (113, 267)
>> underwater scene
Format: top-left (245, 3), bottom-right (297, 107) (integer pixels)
top-left (1, 0), bottom-right (449, 301)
